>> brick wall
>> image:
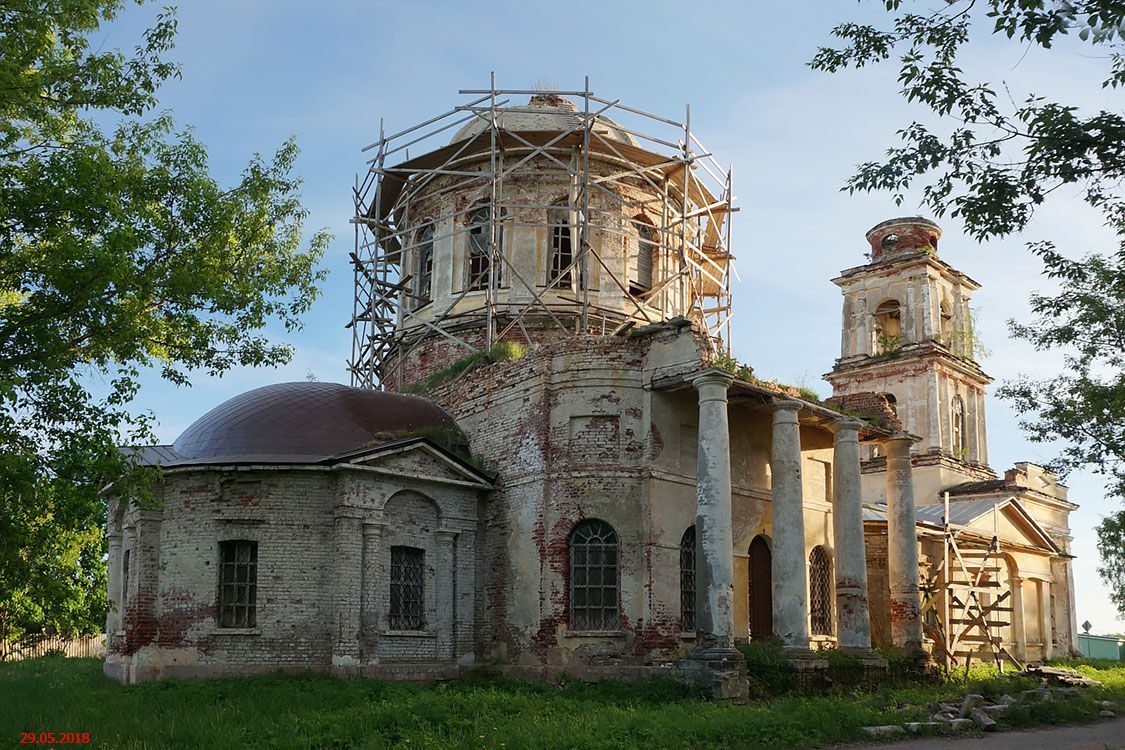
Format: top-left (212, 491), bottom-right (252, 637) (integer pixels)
top-left (105, 449), bottom-right (485, 683)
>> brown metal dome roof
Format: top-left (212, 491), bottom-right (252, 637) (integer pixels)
top-left (171, 382), bottom-right (460, 464)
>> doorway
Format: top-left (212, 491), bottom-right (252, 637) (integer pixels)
top-left (748, 535), bottom-right (773, 641)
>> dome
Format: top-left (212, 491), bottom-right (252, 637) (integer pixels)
top-left (865, 217), bottom-right (942, 260)
top-left (449, 93), bottom-right (637, 146)
top-left (171, 382), bottom-right (460, 464)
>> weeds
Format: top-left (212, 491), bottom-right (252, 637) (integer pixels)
top-left (3, 656), bottom-right (1123, 749)
top-left (405, 342), bottom-right (527, 395)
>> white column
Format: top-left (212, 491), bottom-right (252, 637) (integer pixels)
top-left (1009, 575), bottom-right (1026, 662)
top-left (1042, 580), bottom-right (1055, 660)
top-left (106, 532), bottom-right (123, 635)
top-left (771, 400), bottom-right (810, 651)
top-left (831, 418), bottom-right (873, 652)
top-left (884, 433), bottom-right (924, 656)
top-left (692, 370), bottom-right (735, 647)
top-left (1065, 544), bottom-right (1079, 655)
top-left (904, 282), bottom-right (917, 343)
top-left (333, 512), bottom-right (364, 668)
top-left (360, 521), bottom-right (384, 652)
top-left (435, 530), bottom-right (458, 660)
top-left (919, 277), bottom-right (935, 340)
top-left (926, 371), bottom-right (942, 453)
top-left (976, 389), bottom-right (989, 466)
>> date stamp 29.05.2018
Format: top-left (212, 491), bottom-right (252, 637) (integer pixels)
top-left (19, 732), bottom-right (91, 745)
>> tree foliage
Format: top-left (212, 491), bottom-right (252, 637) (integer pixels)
top-left (812, 0), bottom-right (1125, 617)
top-left (0, 1), bottom-right (329, 641)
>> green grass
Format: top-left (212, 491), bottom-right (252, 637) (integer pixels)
top-left (405, 342), bottom-right (527, 395)
top-left (3, 657), bottom-right (1124, 749)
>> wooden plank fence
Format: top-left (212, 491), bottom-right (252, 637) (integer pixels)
top-left (0, 634), bottom-right (106, 662)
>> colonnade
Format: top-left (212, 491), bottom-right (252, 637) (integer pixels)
top-left (691, 369), bottom-right (923, 657)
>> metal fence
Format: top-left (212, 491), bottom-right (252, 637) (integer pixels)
top-left (0, 634), bottom-right (106, 662)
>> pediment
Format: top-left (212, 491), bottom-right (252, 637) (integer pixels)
top-left (957, 499), bottom-right (1058, 553)
top-left (337, 440), bottom-right (491, 488)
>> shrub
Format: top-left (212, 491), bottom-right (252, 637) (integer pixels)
top-left (739, 640), bottom-right (799, 697)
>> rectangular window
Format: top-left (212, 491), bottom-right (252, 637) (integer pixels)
top-left (466, 206), bottom-right (504, 291)
top-left (218, 540), bottom-right (258, 628)
top-left (548, 208), bottom-right (573, 288)
top-left (415, 225), bottom-right (434, 308)
top-left (389, 546), bottom-right (425, 630)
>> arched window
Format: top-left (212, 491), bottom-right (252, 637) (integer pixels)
top-left (569, 519), bottom-right (619, 631)
top-left (630, 216), bottom-right (656, 296)
top-left (873, 299), bottom-right (902, 353)
top-left (547, 202), bottom-right (573, 288)
top-left (809, 545), bottom-right (833, 636)
top-left (467, 204), bottom-right (503, 291)
top-left (951, 395), bottom-right (966, 456)
top-left (939, 298), bottom-right (954, 339)
top-left (415, 223), bottom-right (434, 307)
top-left (679, 526), bottom-right (696, 631)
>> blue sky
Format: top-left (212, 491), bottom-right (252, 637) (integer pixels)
top-left (98, 0), bottom-right (1124, 631)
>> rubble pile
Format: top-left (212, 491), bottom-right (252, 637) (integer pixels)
top-left (861, 668), bottom-right (1114, 737)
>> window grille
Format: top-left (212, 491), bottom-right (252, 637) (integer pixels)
top-left (548, 205), bottom-right (573, 288)
top-left (679, 526), bottom-right (696, 631)
top-left (416, 223), bottom-right (434, 306)
top-left (809, 545), bottom-right (833, 636)
top-left (218, 540), bottom-right (257, 628)
top-left (569, 519), bottom-right (619, 630)
top-left (390, 545), bottom-right (425, 630)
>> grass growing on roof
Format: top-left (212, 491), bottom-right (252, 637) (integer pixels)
top-left (4, 657), bottom-right (1124, 749)
top-left (405, 342), bottom-right (527, 395)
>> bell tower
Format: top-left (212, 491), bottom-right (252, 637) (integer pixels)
top-left (825, 217), bottom-right (995, 489)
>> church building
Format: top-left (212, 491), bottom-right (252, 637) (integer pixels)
top-left (104, 87), bottom-right (1078, 688)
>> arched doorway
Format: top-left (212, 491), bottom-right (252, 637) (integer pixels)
top-left (747, 535), bottom-right (773, 641)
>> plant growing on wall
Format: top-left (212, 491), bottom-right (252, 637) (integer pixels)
top-left (876, 333), bottom-right (902, 356)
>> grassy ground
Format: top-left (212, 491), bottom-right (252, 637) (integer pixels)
top-left (2, 657), bottom-right (1123, 750)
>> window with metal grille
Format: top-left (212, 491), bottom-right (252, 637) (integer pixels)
top-left (569, 519), bottom-right (619, 631)
top-left (467, 205), bottom-right (503, 290)
top-left (547, 204), bottom-right (573, 288)
top-left (389, 545), bottom-right (425, 630)
top-left (809, 545), bottom-right (833, 636)
top-left (415, 223), bottom-right (434, 307)
top-left (218, 540), bottom-right (257, 628)
top-left (680, 526), bottom-right (696, 631)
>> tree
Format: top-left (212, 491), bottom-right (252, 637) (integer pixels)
top-left (0, 2), bottom-right (329, 643)
top-left (811, 0), bottom-right (1125, 617)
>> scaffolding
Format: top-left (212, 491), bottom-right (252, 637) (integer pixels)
top-left (348, 75), bottom-right (735, 389)
top-left (922, 493), bottom-right (1022, 674)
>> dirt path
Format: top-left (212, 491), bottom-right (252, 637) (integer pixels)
top-left (850, 716), bottom-right (1125, 749)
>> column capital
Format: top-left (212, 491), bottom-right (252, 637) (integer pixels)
top-left (691, 368), bottom-right (735, 390)
top-left (435, 529), bottom-right (459, 543)
top-left (830, 417), bottom-right (866, 435)
top-left (884, 431), bottom-right (920, 446)
top-left (772, 399), bottom-right (802, 419)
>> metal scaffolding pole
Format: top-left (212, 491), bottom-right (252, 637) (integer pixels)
top-left (348, 77), bottom-right (735, 389)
